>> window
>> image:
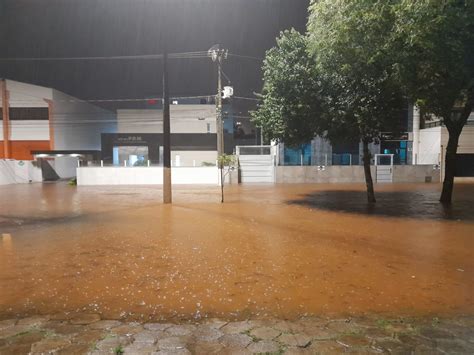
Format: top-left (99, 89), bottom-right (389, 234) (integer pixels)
top-left (9, 107), bottom-right (49, 120)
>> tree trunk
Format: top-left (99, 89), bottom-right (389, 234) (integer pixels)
top-left (220, 167), bottom-right (224, 203)
top-left (440, 88), bottom-right (474, 204)
top-left (362, 139), bottom-right (376, 203)
top-left (440, 127), bottom-right (461, 204)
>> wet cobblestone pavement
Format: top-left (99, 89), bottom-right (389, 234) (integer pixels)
top-left (0, 314), bottom-right (473, 354)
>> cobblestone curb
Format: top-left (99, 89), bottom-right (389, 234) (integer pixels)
top-left (0, 314), bottom-right (473, 354)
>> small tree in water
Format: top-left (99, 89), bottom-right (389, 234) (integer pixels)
top-left (308, 0), bottom-right (405, 203)
top-left (217, 154), bottom-right (236, 203)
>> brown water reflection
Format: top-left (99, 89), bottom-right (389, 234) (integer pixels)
top-left (0, 182), bottom-right (473, 321)
top-left (289, 183), bottom-right (474, 221)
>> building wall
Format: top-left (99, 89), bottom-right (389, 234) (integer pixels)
top-left (0, 160), bottom-right (42, 185)
top-left (52, 89), bottom-right (116, 151)
top-left (77, 166), bottom-right (222, 185)
top-left (1, 80), bottom-right (53, 159)
top-left (9, 120), bottom-right (50, 140)
top-left (8, 141), bottom-right (51, 160)
top-left (50, 156), bottom-right (79, 179)
top-left (2, 80), bottom-right (116, 160)
top-left (275, 165), bottom-right (440, 184)
top-left (392, 165), bottom-right (440, 183)
top-left (117, 105), bottom-right (216, 134)
top-left (6, 80), bottom-right (53, 106)
top-left (443, 125), bottom-right (474, 154)
top-left (276, 166), bottom-right (375, 183)
top-left (415, 125), bottom-right (474, 171)
top-left (171, 150), bottom-right (217, 167)
top-left (417, 126), bottom-right (441, 164)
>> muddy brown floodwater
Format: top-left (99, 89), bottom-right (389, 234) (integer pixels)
top-left (0, 182), bottom-right (473, 322)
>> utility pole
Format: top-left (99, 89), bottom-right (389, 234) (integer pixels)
top-left (162, 52), bottom-right (172, 204)
top-left (217, 59), bottom-right (224, 156)
top-left (209, 46), bottom-right (227, 157)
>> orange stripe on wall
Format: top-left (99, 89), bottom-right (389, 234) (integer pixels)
top-left (0, 140), bottom-right (50, 160)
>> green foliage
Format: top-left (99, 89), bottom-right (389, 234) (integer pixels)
top-left (392, 0), bottom-right (474, 126)
top-left (307, 0), bottom-right (405, 143)
top-left (217, 154), bottom-right (236, 203)
top-left (133, 159), bottom-right (147, 167)
top-left (68, 178), bottom-right (77, 186)
top-left (201, 161), bottom-right (216, 167)
top-left (217, 154), bottom-right (236, 169)
top-left (251, 29), bottom-right (324, 147)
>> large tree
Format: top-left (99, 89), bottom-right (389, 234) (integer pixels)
top-left (307, 0), bottom-right (405, 203)
top-left (251, 29), bottom-right (324, 148)
top-left (392, 0), bottom-right (474, 204)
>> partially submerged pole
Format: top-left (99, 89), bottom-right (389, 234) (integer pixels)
top-left (163, 52), bottom-right (172, 204)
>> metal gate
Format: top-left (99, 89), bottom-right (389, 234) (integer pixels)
top-left (236, 145), bottom-right (275, 183)
top-left (375, 154), bottom-right (394, 183)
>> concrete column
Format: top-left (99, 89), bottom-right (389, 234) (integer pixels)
top-left (1, 80), bottom-right (11, 159)
top-left (44, 99), bottom-right (54, 150)
top-left (412, 104), bottom-right (420, 165)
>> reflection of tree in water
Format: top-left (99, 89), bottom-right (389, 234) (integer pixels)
top-left (288, 189), bottom-right (474, 221)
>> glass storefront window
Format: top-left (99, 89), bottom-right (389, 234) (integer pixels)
top-left (113, 146), bottom-right (149, 166)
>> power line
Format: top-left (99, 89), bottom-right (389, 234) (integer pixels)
top-left (6, 91), bottom-right (217, 103)
top-left (232, 96), bottom-right (260, 101)
top-left (228, 53), bottom-right (263, 61)
top-left (0, 51), bottom-right (210, 62)
top-left (0, 51), bottom-right (263, 62)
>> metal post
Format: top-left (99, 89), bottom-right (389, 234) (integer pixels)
top-left (349, 154), bottom-right (352, 166)
top-left (100, 160), bottom-right (103, 167)
top-left (163, 52), bottom-right (172, 204)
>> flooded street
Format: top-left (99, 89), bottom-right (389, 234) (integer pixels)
top-left (0, 182), bottom-right (473, 322)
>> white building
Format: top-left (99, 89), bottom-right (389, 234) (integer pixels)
top-left (1, 79), bottom-right (116, 180)
top-left (102, 103), bottom-right (221, 167)
top-left (413, 108), bottom-right (474, 176)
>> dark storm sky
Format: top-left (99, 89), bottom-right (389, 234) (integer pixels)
top-left (0, 0), bottom-right (308, 107)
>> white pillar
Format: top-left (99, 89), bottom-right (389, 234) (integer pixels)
top-left (412, 104), bottom-right (420, 165)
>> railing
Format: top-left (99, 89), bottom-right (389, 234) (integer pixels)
top-left (236, 145), bottom-right (272, 155)
top-left (424, 120), bottom-right (443, 129)
top-left (423, 119), bottom-right (474, 129)
top-left (78, 160), bottom-right (218, 168)
top-left (331, 153), bottom-right (360, 166)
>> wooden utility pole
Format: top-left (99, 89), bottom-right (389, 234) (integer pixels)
top-left (216, 59), bottom-right (224, 156)
top-left (1, 79), bottom-right (11, 159)
top-left (162, 53), bottom-right (172, 204)
top-left (209, 48), bottom-right (227, 157)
